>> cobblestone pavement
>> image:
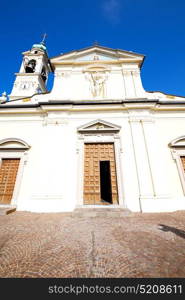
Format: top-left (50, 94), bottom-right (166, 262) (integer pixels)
top-left (0, 210), bottom-right (185, 278)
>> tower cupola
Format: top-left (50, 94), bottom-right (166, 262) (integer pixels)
top-left (9, 35), bottom-right (52, 100)
top-left (31, 34), bottom-right (48, 54)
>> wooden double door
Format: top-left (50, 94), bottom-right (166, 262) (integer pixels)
top-left (83, 143), bottom-right (118, 205)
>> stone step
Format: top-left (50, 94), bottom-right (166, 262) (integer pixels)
top-left (0, 207), bottom-right (16, 215)
top-left (73, 207), bottom-right (131, 218)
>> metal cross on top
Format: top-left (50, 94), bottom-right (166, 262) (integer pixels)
top-left (41, 33), bottom-right (47, 45)
top-left (93, 40), bottom-right (99, 46)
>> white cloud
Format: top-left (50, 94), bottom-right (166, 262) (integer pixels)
top-left (102, 0), bottom-right (122, 24)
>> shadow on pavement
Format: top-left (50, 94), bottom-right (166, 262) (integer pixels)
top-left (159, 224), bottom-right (185, 240)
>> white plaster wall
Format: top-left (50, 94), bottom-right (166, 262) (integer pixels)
top-left (9, 75), bottom-right (46, 99)
top-left (139, 112), bottom-right (185, 212)
top-left (0, 109), bottom-right (185, 213)
top-left (118, 117), bottom-right (140, 211)
top-left (0, 115), bottom-right (78, 212)
top-left (106, 71), bottom-right (125, 99)
top-left (156, 117), bottom-right (185, 196)
top-left (50, 63), bottom-right (145, 101)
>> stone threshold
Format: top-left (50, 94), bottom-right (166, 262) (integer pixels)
top-left (0, 205), bottom-right (17, 215)
top-left (73, 205), bottom-right (132, 217)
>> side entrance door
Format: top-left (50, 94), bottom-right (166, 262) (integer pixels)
top-left (0, 158), bottom-right (20, 204)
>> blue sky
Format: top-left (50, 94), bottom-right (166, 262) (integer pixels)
top-left (0, 0), bottom-right (185, 96)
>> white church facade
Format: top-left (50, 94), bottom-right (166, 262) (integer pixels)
top-left (0, 42), bottom-right (185, 213)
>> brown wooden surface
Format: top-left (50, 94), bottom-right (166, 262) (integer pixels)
top-left (83, 143), bottom-right (118, 205)
top-left (181, 156), bottom-right (185, 171)
top-left (0, 159), bottom-right (20, 204)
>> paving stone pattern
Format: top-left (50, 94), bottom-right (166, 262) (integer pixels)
top-left (0, 210), bottom-right (185, 277)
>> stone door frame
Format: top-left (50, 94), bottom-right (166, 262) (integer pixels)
top-left (0, 138), bottom-right (30, 207)
top-left (0, 151), bottom-right (28, 207)
top-left (76, 122), bottom-right (125, 207)
top-left (83, 142), bottom-right (118, 205)
top-left (171, 149), bottom-right (185, 195)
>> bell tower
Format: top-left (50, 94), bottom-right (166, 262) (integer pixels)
top-left (9, 36), bottom-right (52, 100)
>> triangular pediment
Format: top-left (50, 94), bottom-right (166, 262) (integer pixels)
top-left (77, 119), bottom-right (121, 133)
top-left (51, 45), bottom-right (144, 64)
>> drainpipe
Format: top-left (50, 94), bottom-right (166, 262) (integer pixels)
top-left (129, 119), bottom-right (143, 213)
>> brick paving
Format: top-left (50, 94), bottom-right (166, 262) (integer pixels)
top-left (0, 210), bottom-right (185, 278)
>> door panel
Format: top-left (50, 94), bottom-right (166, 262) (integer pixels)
top-left (0, 159), bottom-right (20, 204)
top-left (83, 143), bottom-right (118, 205)
top-left (181, 156), bottom-right (185, 172)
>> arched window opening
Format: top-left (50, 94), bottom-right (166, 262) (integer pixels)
top-left (25, 59), bottom-right (36, 73)
top-left (41, 66), bottom-right (47, 82)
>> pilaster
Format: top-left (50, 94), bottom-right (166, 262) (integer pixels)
top-left (131, 70), bottom-right (146, 98)
top-left (129, 117), bottom-right (154, 200)
top-left (122, 70), bottom-right (136, 98)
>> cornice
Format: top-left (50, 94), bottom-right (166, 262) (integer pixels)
top-left (1, 105), bottom-right (185, 115)
top-left (14, 72), bottom-right (42, 77)
top-left (52, 59), bottom-right (142, 67)
top-left (50, 45), bottom-right (145, 60)
top-left (1, 98), bottom-right (185, 114)
top-left (22, 51), bottom-right (44, 57)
